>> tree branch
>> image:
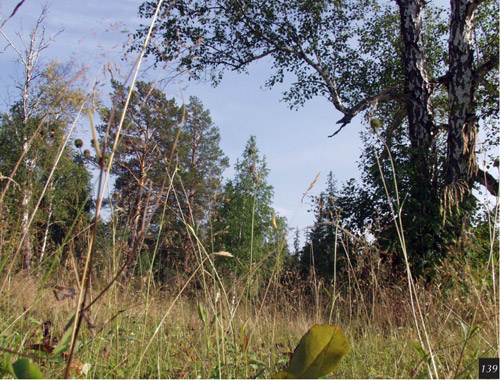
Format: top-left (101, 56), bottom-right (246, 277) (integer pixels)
top-left (234, 0), bottom-right (348, 115)
top-left (0, 0), bottom-right (26, 29)
top-left (208, 43), bottom-right (278, 71)
top-left (431, 72), bottom-right (451, 88)
top-left (330, 87), bottom-right (405, 137)
top-left (473, 51), bottom-right (499, 85)
top-left (475, 168), bottom-right (499, 197)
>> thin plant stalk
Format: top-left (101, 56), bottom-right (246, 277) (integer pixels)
top-left (373, 136), bottom-right (439, 379)
top-left (329, 212), bottom-right (340, 324)
top-left (64, 0), bottom-right (167, 376)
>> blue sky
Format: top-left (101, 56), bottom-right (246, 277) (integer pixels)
top-left (0, 0), bottom-right (365, 242)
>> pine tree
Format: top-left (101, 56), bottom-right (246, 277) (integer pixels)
top-left (176, 96), bottom-right (229, 271)
top-left (99, 82), bottom-right (228, 277)
top-left (99, 80), bottom-right (182, 277)
top-left (300, 173), bottom-right (347, 278)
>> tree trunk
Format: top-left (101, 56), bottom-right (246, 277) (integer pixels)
top-left (20, 145), bottom-right (35, 272)
top-left (124, 175), bottom-right (146, 278)
top-left (397, 0), bottom-right (436, 152)
top-left (446, 0), bottom-right (480, 189)
top-left (397, 0), bottom-right (437, 191)
top-left (20, 181), bottom-right (32, 271)
top-left (39, 202), bottom-right (53, 263)
top-left (396, 0), bottom-right (440, 259)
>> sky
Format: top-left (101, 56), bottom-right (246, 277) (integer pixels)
top-left (0, 0), bottom-right (365, 243)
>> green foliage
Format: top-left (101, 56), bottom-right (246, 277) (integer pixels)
top-left (52, 327), bottom-right (74, 357)
top-left (272, 324), bottom-right (350, 379)
top-left (212, 136), bottom-right (285, 277)
top-left (357, 128), bottom-right (448, 277)
top-left (299, 1), bottom-right (497, 278)
top-left (98, 81), bottom-right (228, 275)
top-left (135, 0), bottom-right (499, 280)
top-left (300, 173), bottom-right (344, 277)
top-left (134, 0), bottom-right (374, 109)
top-left (0, 61), bottom-right (93, 268)
top-left (1, 357), bottom-right (43, 379)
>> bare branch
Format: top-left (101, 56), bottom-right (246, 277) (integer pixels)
top-left (330, 87), bottom-right (405, 137)
top-left (0, 29), bottom-right (25, 64)
top-left (0, 0), bottom-right (26, 30)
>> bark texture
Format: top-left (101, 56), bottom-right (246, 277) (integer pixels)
top-left (446, 0), bottom-right (480, 188)
top-left (396, 0), bottom-right (436, 151)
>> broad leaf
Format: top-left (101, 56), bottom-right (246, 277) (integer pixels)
top-left (11, 358), bottom-right (43, 379)
top-left (272, 324), bottom-right (350, 379)
top-left (52, 327), bottom-right (73, 356)
top-left (1, 355), bottom-right (14, 377)
top-left (197, 303), bottom-right (207, 326)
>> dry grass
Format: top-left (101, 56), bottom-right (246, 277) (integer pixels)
top-left (0, 251), bottom-right (497, 379)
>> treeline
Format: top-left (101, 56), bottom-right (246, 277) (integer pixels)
top-left (134, 0), bottom-right (499, 286)
top-left (1, 64), bottom-right (494, 289)
top-left (92, 80), bottom-right (289, 282)
top-left (0, 64), bottom-right (290, 283)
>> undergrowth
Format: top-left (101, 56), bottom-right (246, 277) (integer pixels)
top-left (0, 251), bottom-right (497, 379)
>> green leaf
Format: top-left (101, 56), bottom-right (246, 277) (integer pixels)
top-left (11, 358), bottom-right (43, 379)
top-left (468, 325), bottom-right (479, 339)
top-left (52, 328), bottom-right (73, 357)
top-left (197, 303), bottom-right (207, 326)
top-left (1, 355), bottom-right (14, 376)
top-left (412, 343), bottom-right (431, 364)
top-left (253, 367), bottom-right (266, 379)
top-left (413, 343), bottom-right (426, 359)
top-left (272, 324), bottom-right (350, 379)
top-left (63, 311), bottom-right (76, 332)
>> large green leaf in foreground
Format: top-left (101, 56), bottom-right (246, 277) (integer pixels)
top-left (9, 358), bottom-right (43, 379)
top-left (272, 324), bottom-right (350, 379)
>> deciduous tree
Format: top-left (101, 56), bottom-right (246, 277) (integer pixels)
top-left (134, 0), bottom-right (498, 274)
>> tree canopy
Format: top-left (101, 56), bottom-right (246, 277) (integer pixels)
top-left (135, 0), bottom-right (498, 191)
top-left (98, 81), bottom-right (229, 276)
top-left (212, 136), bottom-right (279, 276)
top-left (134, 0), bottom-right (499, 275)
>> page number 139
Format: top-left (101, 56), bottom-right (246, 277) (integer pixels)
top-left (479, 358), bottom-right (499, 379)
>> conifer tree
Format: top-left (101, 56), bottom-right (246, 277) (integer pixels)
top-left (213, 136), bottom-right (278, 276)
top-left (99, 82), bottom-right (228, 276)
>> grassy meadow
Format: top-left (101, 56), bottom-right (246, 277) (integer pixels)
top-left (0, 241), bottom-right (498, 378)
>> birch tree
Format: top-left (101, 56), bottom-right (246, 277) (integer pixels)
top-left (134, 0), bottom-right (498, 273)
top-left (0, 8), bottom-right (89, 271)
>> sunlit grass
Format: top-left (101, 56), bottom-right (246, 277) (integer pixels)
top-left (0, 248), bottom-right (497, 379)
